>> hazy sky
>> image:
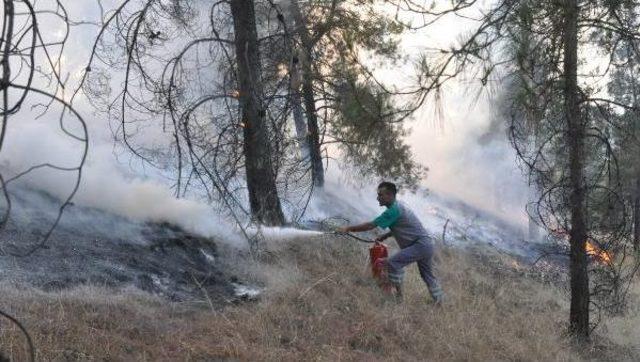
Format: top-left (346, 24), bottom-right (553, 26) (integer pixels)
top-left (371, 5), bottom-right (530, 223)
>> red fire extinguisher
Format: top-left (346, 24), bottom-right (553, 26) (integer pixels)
top-left (369, 242), bottom-right (393, 293)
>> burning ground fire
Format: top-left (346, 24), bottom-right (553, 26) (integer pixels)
top-left (549, 229), bottom-right (613, 265)
top-left (586, 241), bottom-right (612, 265)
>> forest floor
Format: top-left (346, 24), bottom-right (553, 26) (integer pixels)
top-left (0, 234), bottom-right (638, 361)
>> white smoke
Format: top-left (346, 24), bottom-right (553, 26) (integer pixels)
top-left (0, 0), bottom-right (532, 248)
top-left (367, 15), bottom-right (532, 226)
top-left (0, 118), bottom-right (244, 244)
top-left (406, 91), bottom-right (530, 226)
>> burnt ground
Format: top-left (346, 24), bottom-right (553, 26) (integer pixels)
top-left (0, 184), bottom-right (572, 305)
top-left (0, 186), bottom-right (242, 304)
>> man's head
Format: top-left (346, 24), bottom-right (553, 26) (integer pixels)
top-left (377, 181), bottom-right (397, 206)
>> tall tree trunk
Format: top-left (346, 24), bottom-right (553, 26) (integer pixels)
top-left (632, 42), bottom-right (640, 254)
top-left (527, 186), bottom-right (541, 242)
top-left (301, 51), bottom-right (325, 188)
top-left (563, 0), bottom-right (590, 340)
top-left (230, 0), bottom-right (285, 226)
top-left (519, 18), bottom-right (543, 244)
top-left (285, 11), bottom-right (311, 163)
top-left (289, 55), bottom-right (310, 161)
top-left (634, 175), bottom-right (640, 252)
top-left (289, 0), bottom-right (325, 188)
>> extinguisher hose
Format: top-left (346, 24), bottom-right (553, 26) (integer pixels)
top-left (307, 217), bottom-right (376, 243)
top-left (328, 231), bottom-right (375, 243)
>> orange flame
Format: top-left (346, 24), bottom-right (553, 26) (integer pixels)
top-left (586, 241), bottom-right (612, 265)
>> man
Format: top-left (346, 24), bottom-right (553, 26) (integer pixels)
top-left (338, 182), bottom-right (444, 303)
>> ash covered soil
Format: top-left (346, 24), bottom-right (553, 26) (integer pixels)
top-left (0, 186), bottom-right (243, 303)
top-left (0, 185), bottom-right (569, 304)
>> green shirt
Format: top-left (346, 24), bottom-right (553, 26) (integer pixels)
top-left (372, 200), bottom-right (431, 248)
top-left (373, 201), bottom-right (401, 229)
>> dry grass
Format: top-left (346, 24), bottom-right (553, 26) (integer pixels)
top-left (0, 236), bottom-right (638, 361)
top-left (605, 277), bottom-right (640, 355)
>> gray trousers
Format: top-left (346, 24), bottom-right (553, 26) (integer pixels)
top-left (386, 239), bottom-right (444, 300)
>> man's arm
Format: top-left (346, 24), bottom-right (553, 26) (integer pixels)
top-left (375, 231), bottom-right (393, 242)
top-left (338, 222), bottom-right (376, 233)
top-left (338, 204), bottom-right (399, 234)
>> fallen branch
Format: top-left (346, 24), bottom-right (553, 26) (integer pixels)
top-left (298, 272), bottom-right (338, 299)
top-left (0, 309), bottom-right (34, 362)
top-left (442, 219), bottom-right (450, 246)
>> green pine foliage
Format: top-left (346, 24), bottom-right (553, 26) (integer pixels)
top-left (331, 69), bottom-right (426, 190)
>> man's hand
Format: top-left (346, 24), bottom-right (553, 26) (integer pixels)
top-left (375, 232), bottom-right (391, 243)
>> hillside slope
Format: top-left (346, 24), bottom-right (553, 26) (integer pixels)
top-left (0, 184), bottom-right (638, 360)
top-left (0, 234), bottom-right (638, 361)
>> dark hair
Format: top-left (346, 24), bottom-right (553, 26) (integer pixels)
top-left (378, 181), bottom-right (397, 195)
